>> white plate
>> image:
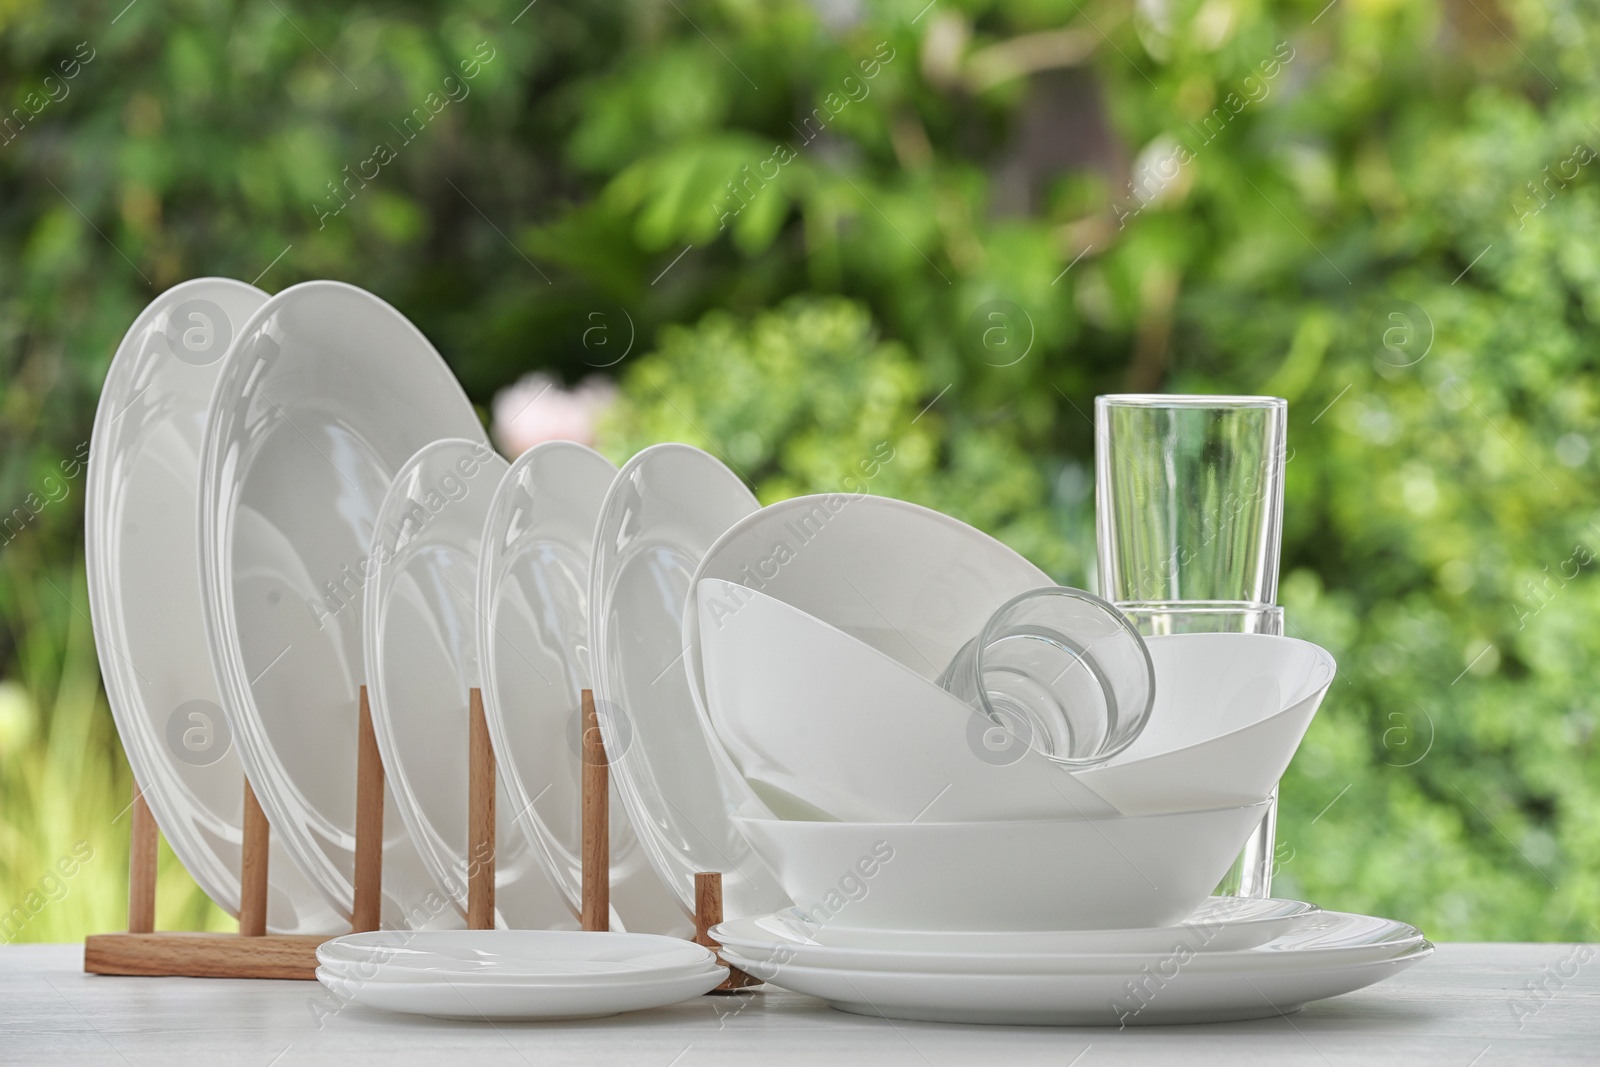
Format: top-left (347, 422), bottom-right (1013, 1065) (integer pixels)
top-left (86, 278), bottom-right (341, 935)
top-left (364, 439), bottom-right (572, 928)
top-left (316, 963), bottom-right (728, 1020)
top-left (714, 908), bottom-right (1419, 976)
top-left (588, 443), bottom-right (790, 919)
top-left (477, 441), bottom-right (686, 935)
top-left (720, 917), bottom-right (1432, 1025)
top-left (1072, 634), bottom-right (1337, 815)
top-left (685, 493), bottom-right (1055, 717)
top-left (732, 805), bottom-right (1268, 932)
top-left (714, 897), bottom-right (1320, 960)
top-left (698, 579), bottom-right (1117, 821)
top-left (317, 930), bottom-right (716, 983)
top-left (198, 280), bottom-right (486, 926)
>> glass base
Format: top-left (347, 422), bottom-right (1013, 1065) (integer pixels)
top-left (1215, 787), bottom-right (1277, 898)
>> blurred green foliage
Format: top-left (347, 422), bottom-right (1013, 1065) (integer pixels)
top-left (1, 0), bottom-right (1596, 941)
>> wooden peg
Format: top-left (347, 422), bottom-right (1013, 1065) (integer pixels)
top-left (352, 684), bottom-right (384, 933)
top-left (694, 871), bottom-right (762, 992)
top-left (580, 689), bottom-right (609, 932)
top-left (467, 687), bottom-right (495, 930)
top-left (127, 781), bottom-right (157, 934)
top-left (239, 780), bottom-right (269, 936)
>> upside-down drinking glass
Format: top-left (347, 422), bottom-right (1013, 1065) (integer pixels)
top-left (938, 587), bottom-right (1156, 768)
top-left (1095, 394), bottom-right (1288, 898)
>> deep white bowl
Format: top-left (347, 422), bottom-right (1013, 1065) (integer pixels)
top-left (698, 579), bottom-right (1115, 821)
top-left (732, 802), bottom-right (1270, 931)
top-left (1071, 634), bottom-right (1336, 815)
top-left (684, 494), bottom-right (1054, 726)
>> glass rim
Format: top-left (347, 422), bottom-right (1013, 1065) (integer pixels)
top-left (1095, 394), bottom-right (1286, 410)
top-left (975, 585), bottom-right (1156, 768)
top-left (1113, 599), bottom-right (1283, 614)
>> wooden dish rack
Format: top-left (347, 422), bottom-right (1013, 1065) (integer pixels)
top-left (84, 688), bottom-right (758, 992)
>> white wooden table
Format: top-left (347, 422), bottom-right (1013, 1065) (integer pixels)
top-left (3, 943), bottom-right (1595, 1065)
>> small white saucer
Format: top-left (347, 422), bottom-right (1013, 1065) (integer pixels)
top-left (316, 964), bottom-right (727, 1021)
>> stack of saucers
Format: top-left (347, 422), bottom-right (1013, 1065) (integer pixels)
top-left (677, 494), bottom-right (1431, 1024)
top-left (315, 931), bottom-right (727, 1021)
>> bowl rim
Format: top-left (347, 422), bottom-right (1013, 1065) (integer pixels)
top-left (729, 797), bottom-right (1273, 830)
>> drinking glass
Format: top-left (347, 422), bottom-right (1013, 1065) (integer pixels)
top-left (1115, 601), bottom-right (1284, 897)
top-left (939, 587), bottom-right (1155, 767)
top-left (1096, 395), bottom-right (1288, 897)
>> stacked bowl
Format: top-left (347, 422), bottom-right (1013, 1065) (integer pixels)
top-left (682, 493), bottom-right (1428, 1023)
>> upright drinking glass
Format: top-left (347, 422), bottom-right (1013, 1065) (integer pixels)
top-left (1095, 395), bottom-right (1288, 898)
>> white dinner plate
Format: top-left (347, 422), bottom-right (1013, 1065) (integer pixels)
top-left (588, 443), bottom-right (790, 919)
top-left (720, 915), bottom-right (1432, 1025)
top-left (715, 908), bottom-right (1420, 977)
top-left (477, 441), bottom-right (685, 935)
top-left (317, 930), bottom-right (717, 984)
top-left (198, 280), bottom-right (486, 926)
top-left (364, 439), bottom-right (572, 929)
top-left (714, 897), bottom-right (1320, 961)
top-left (86, 278), bottom-right (341, 935)
top-left (316, 963), bottom-right (728, 1020)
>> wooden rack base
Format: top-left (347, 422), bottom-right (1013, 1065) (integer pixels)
top-left (85, 687), bottom-right (387, 980)
top-left (87, 688), bottom-right (761, 993)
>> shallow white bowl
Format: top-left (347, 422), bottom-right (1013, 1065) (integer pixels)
top-left (732, 803), bottom-right (1270, 931)
top-left (1071, 633), bottom-right (1336, 815)
top-left (698, 580), bottom-right (1115, 821)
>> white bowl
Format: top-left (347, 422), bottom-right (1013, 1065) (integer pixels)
top-left (1071, 634), bottom-right (1336, 815)
top-left (684, 493), bottom-right (1053, 726)
top-left (698, 580), bottom-right (1116, 821)
top-left (732, 803), bottom-right (1270, 931)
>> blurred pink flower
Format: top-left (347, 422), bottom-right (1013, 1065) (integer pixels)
top-left (491, 372), bottom-right (618, 456)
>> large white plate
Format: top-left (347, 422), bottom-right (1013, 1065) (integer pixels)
top-left (476, 441), bottom-right (685, 935)
top-left (721, 914), bottom-right (1432, 1025)
top-left (198, 280), bottom-right (485, 926)
top-left (86, 278), bottom-right (341, 935)
top-left (713, 897), bottom-right (1320, 961)
top-left (588, 443), bottom-right (789, 919)
top-left (315, 963), bottom-right (728, 1020)
top-left (364, 439), bottom-right (572, 929)
top-left (714, 907), bottom-right (1420, 977)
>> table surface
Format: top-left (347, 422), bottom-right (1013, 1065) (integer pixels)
top-left (2, 942), bottom-right (1596, 1065)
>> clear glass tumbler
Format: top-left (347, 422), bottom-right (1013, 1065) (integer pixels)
top-left (1095, 395), bottom-right (1288, 898)
top-left (939, 587), bottom-right (1155, 767)
top-left (1115, 601), bottom-right (1284, 897)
